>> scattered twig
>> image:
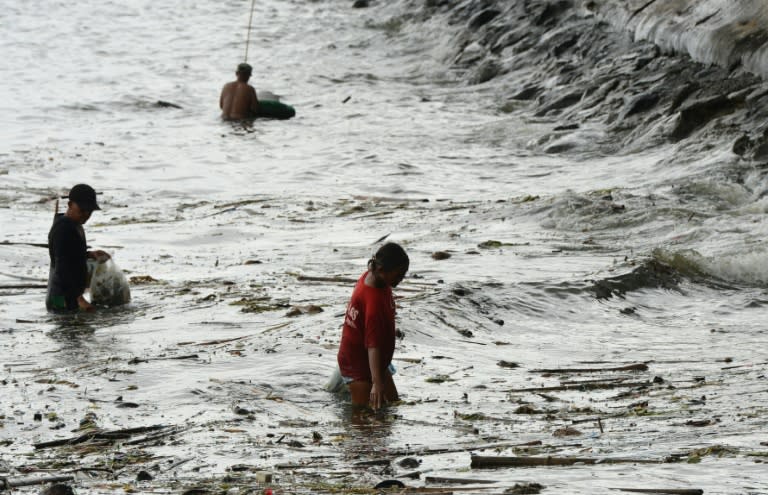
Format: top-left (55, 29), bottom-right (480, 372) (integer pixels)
top-left (0, 284), bottom-right (47, 290)
top-left (179, 335), bottom-right (250, 346)
top-left (164, 457), bottom-right (195, 472)
top-left (34, 425), bottom-right (167, 449)
top-left (507, 381), bottom-right (652, 394)
top-left (471, 455), bottom-right (662, 468)
top-left (121, 426), bottom-right (183, 446)
top-left (612, 489), bottom-right (703, 495)
top-left (721, 361), bottom-right (768, 370)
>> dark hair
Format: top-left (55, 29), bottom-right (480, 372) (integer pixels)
top-left (368, 242), bottom-right (409, 272)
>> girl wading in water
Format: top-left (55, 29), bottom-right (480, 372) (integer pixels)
top-left (332, 243), bottom-right (409, 409)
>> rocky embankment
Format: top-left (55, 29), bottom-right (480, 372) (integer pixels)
top-left (415, 0), bottom-right (768, 161)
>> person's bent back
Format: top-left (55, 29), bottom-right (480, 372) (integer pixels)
top-left (220, 63), bottom-right (259, 120)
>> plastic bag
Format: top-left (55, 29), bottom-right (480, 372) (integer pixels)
top-left (89, 258), bottom-right (131, 306)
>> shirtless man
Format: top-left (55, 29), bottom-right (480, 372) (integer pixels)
top-left (219, 63), bottom-right (259, 120)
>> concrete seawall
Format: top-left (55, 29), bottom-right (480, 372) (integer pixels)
top-left (583, 0), bottom-right (768, 78)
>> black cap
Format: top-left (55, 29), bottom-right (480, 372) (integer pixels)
top-left (68, 184), bottom-right (101, 211)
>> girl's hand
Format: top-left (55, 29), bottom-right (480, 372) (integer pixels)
top-left (370, 382), bottom-right (385, 410)
top-left (77, 295), bottom-right (95, 312)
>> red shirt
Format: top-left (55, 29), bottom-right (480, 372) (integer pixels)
top-left (337, 271), bottom-right (396, 382)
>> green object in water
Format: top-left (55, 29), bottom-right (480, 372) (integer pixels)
top-left (256, 99), bottom-right (296, 119)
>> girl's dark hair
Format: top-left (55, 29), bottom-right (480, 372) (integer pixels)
top-left (368, 242), bottom-right (409, 272)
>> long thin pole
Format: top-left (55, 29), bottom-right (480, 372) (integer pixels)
top-left (244, 0), bottom-right (257, 63)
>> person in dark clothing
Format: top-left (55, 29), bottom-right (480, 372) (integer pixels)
top-left (47, 184), bottom-right (110, 312)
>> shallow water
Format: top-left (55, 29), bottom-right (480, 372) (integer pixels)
top-left (2, 0), bottom-right (768, 493)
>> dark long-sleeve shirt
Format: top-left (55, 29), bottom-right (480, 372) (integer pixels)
top-left (46, 213), bottom-right (87, 311)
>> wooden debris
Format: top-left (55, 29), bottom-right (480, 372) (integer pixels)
top-left (613, 489), bottom-right (703, 495)
top-left (387, 440), bottom-right (543, 458)
top-left (425, 476), bottom-right (496, 485)
top-left (34, 425), bottom-right (167, 449)
top-left (296, 275), bottom-right (357, 284)
top-left (471, 455), bottom-right (662, 468)
top-left (531, 363), bottom-right (648, 373)
top-left (0, 475), bottom-right (74, 489)
top-left (0, 241), bottom-right (48, 248)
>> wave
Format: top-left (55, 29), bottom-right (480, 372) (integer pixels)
top-left (653, 247), bottom-right (768, 287)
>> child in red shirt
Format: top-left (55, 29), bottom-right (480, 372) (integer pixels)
top-left (337, 243), bottom-right (409, 409)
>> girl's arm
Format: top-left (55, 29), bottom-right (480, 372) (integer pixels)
top-left (368, 347), bottom-right (385, 409)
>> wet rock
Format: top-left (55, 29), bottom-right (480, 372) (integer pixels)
top-left (136, 470), bottom-right (154, 481)
top-left (398, 457), bottom-right (421, 468)
top-left (156, 100), bottom-right (182, 109)
top-left (468, 8), bottom-right (500, 30)
top-left (669, 82), bottom-right (700, 113)
top-left (425, 0), bottom-right (450, 8)
top-left (375, 480), bottom-right (405, 489)
top-left (533, 0), bottom-right (573, 26)
top-left (33, 412), bottom-right (42, 421)
top-left (455, 41), bottom-right (486, 66)
top-left (452, 287), bottom-right (471, 296)
top-left (590, 259), bottom-right (680, 300)
top-left (733, 134), bottom-right (751, 156)
top-left (478, 240), bottom-right (504, 249)
top-left (510, 86), bottom-right (541, 101)
top-left (553, 426), bottom-right (582, 437)
top-left (352, 0), bottom-right (369, 8)
top-left (514, 405), bottom-right (543, 414)
top-left (623, 91), bottom-right (660, 118)
top-left (553, 35), bottom-right (579, 57)
top-left (669, 95), bottom-right (739, 141)
top-left (505, 482), bottom-right (545, 494)
top-left (431, 251), bottom-right (452, 260)
top-left (471, 58), bottom-right (502, 84)
top-left (497, 360), bottom-right (519, 369)
top-left (116, 402), bottom-right (140, 408)
top-left (553, 123), bottom-right (579, 131)
top-left (686, 419), bottom-right (715, 427)
top-left (535, 91), bottom-right (583, 116)
top-left (544, 139), bottom-right (578, 154)
top-left (40, 484), bottom-right (74, 495)
top-left (233, 405), bottom-right (252, 415)
top-left (285, 304), bottom-right (323, 317)
top-left (492, 30), bottom-right (529, 52)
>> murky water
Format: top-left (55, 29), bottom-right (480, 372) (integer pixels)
top-left (2, 0), bottom-right (768, 493)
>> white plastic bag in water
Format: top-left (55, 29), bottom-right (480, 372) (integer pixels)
top-left (89, 258), bottom-right (131, 306)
